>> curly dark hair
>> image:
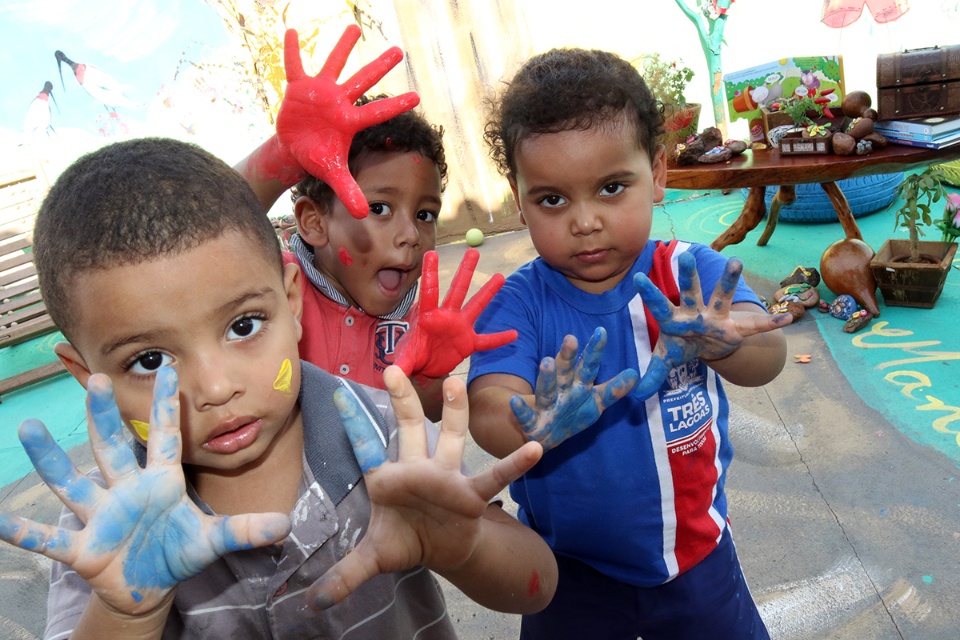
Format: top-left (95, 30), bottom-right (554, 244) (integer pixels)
top-left (484, 47), bottom-right (663, 177)
top-left (34, 137), bottom-right (281, 341)
top-left (290, 94), bottom-right (447, 210)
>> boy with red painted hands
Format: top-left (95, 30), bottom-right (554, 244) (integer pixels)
top-left (0, 137), bottom-right (556, 639)
top-left (237, 26), bottom-right (419, 219)
top-left (237, 26), bottom-right (514, 420)
top-left (467, 47), bottom-right (791, 640)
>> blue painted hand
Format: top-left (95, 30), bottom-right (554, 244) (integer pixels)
top-left (632, 252), bottom-right (792, 399)
top-left (308, 365), bottom-right (542, 610)
top-left (509, 327), bottom-right (639, 451)
top-left (0, 367), bottom-right (291, 617)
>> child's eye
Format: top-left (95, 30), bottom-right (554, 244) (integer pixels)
top-left (128, 351), bottom-right (173, 375)
top-left (600, 183), bottom-right (625, 196)
top-left (538, 194), bottom-right (567, 208)
top-left (369, 202), bottom-right (392, 217)
top-left (228, 316), bottom-right (264, 340)
top-left (417, 210), bottom-right (438, 223)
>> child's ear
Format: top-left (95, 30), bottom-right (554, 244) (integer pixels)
top-left (53, 341), bottom-right (92, 388)
top-left (651, 144), bottom-right (668, 204)
top-left (508, 176), bottom-right (526, 226)
top-left (283, 261), bottom-right (304, 340)
top-left (294, 196), bottom-right (330, 249)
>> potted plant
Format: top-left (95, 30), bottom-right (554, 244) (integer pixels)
top-left (634, 53), bottom-right (699, 157)
top-left (869, 166), bottom-right (959, 308)
top-left (773, 96), bottom-right (833, 155)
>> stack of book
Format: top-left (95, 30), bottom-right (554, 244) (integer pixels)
top-left (874, 116), bottom-right (960, 149)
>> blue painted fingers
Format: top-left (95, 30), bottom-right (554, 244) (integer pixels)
top-left (2, 366), bottom-right (292, 615)
top-left (511, 327), bottom-right (638, 451)
top-left (336, 386), bottom-right (389, 473)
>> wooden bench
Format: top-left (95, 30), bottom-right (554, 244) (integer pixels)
top-left (0, 164), bottom-right (66, 400)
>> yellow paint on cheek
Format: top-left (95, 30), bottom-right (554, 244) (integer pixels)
top-left (130, 420), bottom-right (150, 440)
top-left (273, 358), bottom-right (293, 395)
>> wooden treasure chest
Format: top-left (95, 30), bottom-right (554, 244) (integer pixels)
top-left (876, 45), bottom-right (960, 121)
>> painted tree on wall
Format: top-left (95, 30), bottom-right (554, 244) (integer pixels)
top-left (674, 0), bottom-right (733, 137)
top-left (196, 0), bottom-right (379, 124)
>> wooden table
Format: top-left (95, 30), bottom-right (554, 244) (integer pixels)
top-left (666, 144), bottom-right (960, 251)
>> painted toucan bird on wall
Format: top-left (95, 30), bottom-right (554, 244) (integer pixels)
top-left (55, 49), bottom-right (143, 110)
top-left (22, 80), bottom-right (58, 137)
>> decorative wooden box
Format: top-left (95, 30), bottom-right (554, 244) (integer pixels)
top-left (876, 45), bottom-right (960, 121)
top-left (779, 131), bottom-right (833, 155)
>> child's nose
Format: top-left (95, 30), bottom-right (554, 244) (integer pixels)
top-left (185, 354), bottom-right (242, 410)
top-left (571, 205), bottom-right (602, 235)
top-left (394, 214), bottom-right (421, 248)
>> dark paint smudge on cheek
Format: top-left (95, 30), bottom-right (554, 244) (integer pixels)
top-left (528, 570), bottom-right (540, 597)
top-left (339, 247), bottom-right (353, 266)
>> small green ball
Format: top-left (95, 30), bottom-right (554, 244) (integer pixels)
top-left (465, 227), bottom-right (484, 247)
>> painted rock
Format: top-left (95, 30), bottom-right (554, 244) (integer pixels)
top-left (829, 294), bottom-right (859, 320)
top-left (819, 237), bottom-right (880, 317)
top-left (780, 265), bottom-right (821, 287)
top-left (843, 309), bottom-right (872, 333)
top-left (725, 139), bottom-right (748, 155)
top-left (774, 283), bottom-right (820, 308)
top-left (769, 300), bottom-right (805, 320)
top-left (699, 146), bottom-right (733, 163)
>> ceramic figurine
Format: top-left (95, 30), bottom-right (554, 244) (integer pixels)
top-left (819, 237), bottom-right (881, 317)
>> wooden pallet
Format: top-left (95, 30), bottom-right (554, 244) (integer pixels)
top-left (0, 164), bottom-right (67, 400)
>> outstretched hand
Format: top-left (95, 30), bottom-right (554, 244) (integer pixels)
top-left (509, 328), bottom-right (638, 451)
top-left (306, 365), bottom-right (542, 610)
top-left (0, 368), bottom-right (290, 617)
top-left (394, 249), bottom-right (517, 379)
top-left (275, 25), bottom-right (420, 218)
top-left (632, 252), bottom-right (792, 399)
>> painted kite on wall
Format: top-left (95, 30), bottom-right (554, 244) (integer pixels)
top-left (821, 0), bottom-right (910, 28)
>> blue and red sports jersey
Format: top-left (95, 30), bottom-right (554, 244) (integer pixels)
top-left (468, 239), bottom-right (764, 587)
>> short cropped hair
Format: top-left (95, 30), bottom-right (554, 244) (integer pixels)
top-left (34, 137), bottom-right (281, 340)
top-left (484, 47), bottom-right (663, 178)
top-left (290, 94), bottom-right (447, 211)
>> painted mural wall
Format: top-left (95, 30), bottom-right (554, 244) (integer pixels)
top-left (4, 0), bottom-right (960, 242)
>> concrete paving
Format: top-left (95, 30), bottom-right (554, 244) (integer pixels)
top-left (2, 227), bottom-right (960, 639)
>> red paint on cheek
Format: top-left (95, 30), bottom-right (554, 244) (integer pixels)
top-left (413, 156), bottom-right (420, 164)
top-left (339, 247), bottom-right (354, 266)
top-left (527, 570), bottom-right (540, 598)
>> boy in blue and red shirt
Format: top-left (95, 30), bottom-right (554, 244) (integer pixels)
top-left (467, 46), bottom-right (792, 639)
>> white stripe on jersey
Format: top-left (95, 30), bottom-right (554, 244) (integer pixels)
top-left (629, 294), bottom-right (680, 579)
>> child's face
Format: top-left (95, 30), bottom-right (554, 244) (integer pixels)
top-left (301, 150), bottom-right (442, 316)
top-left (58, 230), bottom-right (304, 473)
top-left (509, 114), bottom-right (666, 294)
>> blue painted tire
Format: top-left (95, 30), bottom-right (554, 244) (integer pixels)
top-left (739, 173), bottom-right (903, 223)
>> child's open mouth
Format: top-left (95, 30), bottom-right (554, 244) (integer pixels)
top-left (377, 268), bottom-right (405, 294)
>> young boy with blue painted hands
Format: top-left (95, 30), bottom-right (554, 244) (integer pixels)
top-left (467, 47), bottom-right (792, 640)
top-left (237, 27), bottom-right (513, 420)
top-left (0, 137), bottom-right (556, 639)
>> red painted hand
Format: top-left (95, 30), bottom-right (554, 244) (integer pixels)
top-left (394, 249), bottom-right (517, 379)
top-left (275, 26), bottom-right (420, 218)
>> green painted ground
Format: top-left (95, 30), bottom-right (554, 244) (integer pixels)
top-left (656, 184), bottom-right (960, 468)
